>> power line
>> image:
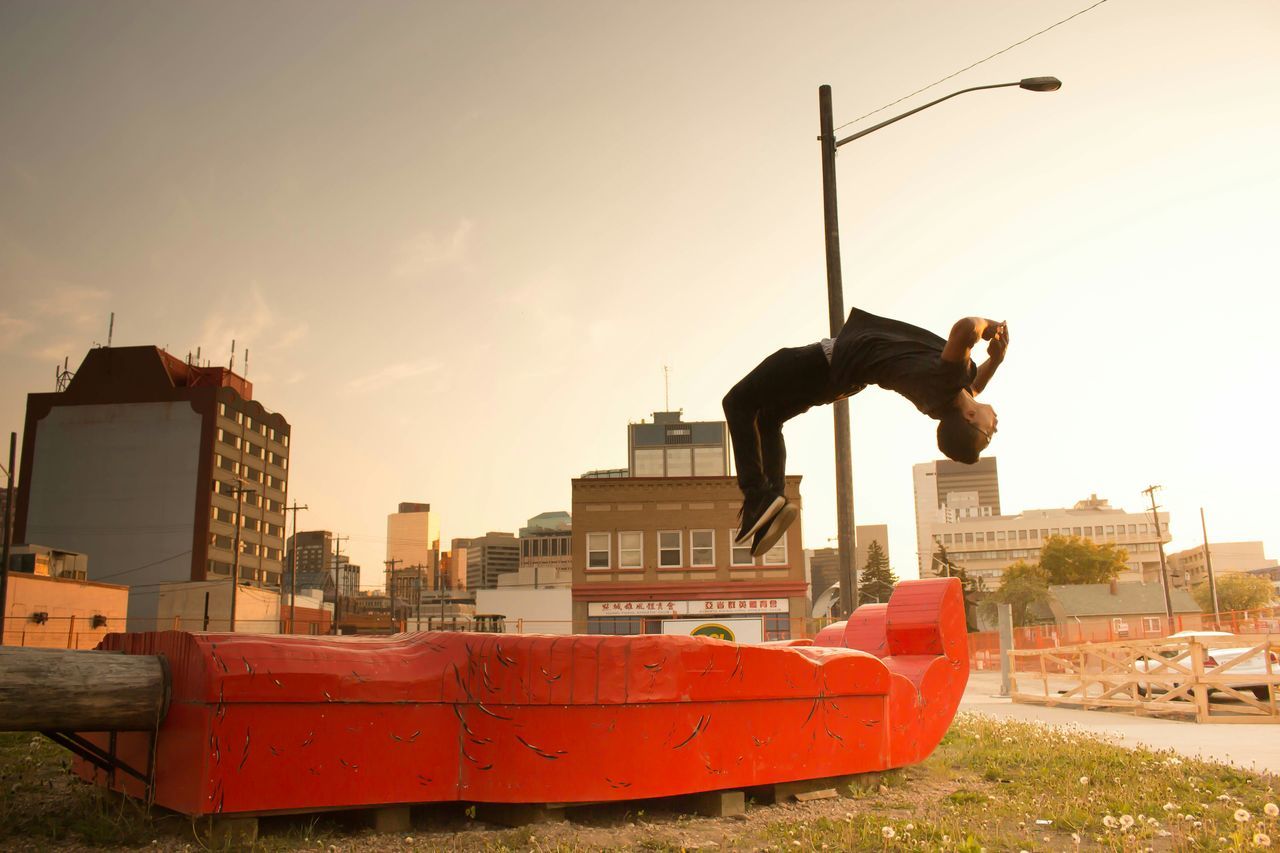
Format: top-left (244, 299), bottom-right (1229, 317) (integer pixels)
top-left (93, 549), bottom-right (193, 582)
top-left (833, 0), bottom-right (1111, 133)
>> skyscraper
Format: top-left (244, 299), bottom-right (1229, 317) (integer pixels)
top-left (385, 502), bottom-right (441, 609)
top-left (912, 458), bottom-right (1000, 576)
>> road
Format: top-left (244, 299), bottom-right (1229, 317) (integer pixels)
top-left (960, 671), bottom-right (1280, 776)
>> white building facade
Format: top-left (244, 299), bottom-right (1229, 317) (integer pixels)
top-left (926, 494), bottom-right (1171, 585)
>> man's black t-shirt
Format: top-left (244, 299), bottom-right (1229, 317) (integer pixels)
top-left (828, 308), bottom-right (977, 418)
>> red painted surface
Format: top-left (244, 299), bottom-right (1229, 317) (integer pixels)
top-left (81, 578), bottom-right (968, 817)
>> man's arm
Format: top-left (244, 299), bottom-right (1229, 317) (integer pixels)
top-left (940, 316), bottom-right (1002, 364)
top-left (971, 323), bottom-right (1009, 395)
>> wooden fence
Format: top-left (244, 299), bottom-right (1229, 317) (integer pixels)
top-left (1009, 633), bottom-right (1279, 723)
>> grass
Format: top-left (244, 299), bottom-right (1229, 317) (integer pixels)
top-left (2, 715), bottom-right (1278, 850)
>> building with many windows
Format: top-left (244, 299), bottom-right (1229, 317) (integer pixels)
top-left (1166, 541), bottom-right (1278, 589)
top-left (453, 532), bottom-right (520, 591)
top-left (926, 494), bottom-right (1171, 585)
top-left (570, 475), bottom-right (806, 640)
top-left (912, 458), bottom-right (1000, 576)
top-left (509, 511), bottom-right (572, 589)
top-left (15, 345), bottom-right (290, 627)
top-left (284, 530), bottom-right (360, 604)
top-left (628, 411), bottom-right (729, 478)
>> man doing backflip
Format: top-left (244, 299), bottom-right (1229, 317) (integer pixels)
top-left (723, 308), bottom-right (1008, 557)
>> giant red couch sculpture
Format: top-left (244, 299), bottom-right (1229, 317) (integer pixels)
top-left (83, 577), bottom-right (968, 816)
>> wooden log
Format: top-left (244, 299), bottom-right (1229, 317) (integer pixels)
top-left (0, 648), bottom-right (168, 732)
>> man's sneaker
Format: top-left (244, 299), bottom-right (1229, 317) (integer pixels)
top-left (751, 502), bottom-right (798, 558)
top-left (734, 492), bottom-right (786, 545)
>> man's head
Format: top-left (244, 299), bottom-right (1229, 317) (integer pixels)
top-left (936, 392), bottom-right (997, 464)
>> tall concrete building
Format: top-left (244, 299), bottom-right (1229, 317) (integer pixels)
top-left (284, 530), bottom-right (360, 602)
top-left (807, 523), bottom-right (891, 601)
top-left (385, 502), bottom-right (441, 609)
top-left (453, 532), bottom-right (520, 591)
top-left (628, 411), bottom-right (728, 478)
top-left (928, 494), bottom-right (1171, 585)
top-left (15, 346), bottom-right (290, 626)
top-left (912, 458), bottom-right (1001, 576)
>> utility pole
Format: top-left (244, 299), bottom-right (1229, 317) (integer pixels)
top-left (1142, 485), bottom-right (1175, 632)
top-left (1200, 507), bottom-right (1221, 630)
top-left (818, 85), bottom-right (859, 620)
top-left (228, 480), bottom-right (256, 632)
top-left (384, 558), bottom-right (402, 628)
top-left (283, 501), bottom-right (308, 633)
top-left (0, 433), bottom-right (16, 646)
top-left (331, 534), bottom-right (349, 635)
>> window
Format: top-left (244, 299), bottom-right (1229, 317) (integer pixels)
top-left (282, 434), bottom-right (289, 448)
top-left (1128, 524), bottom-right (1137, 535)
top-left (587, 616), bottom-right (644, 635)
top-left (763, 533), bottom-right (787, 565)
top-left (1072, 527), bottom-right (1082, 536)
top-left (665, 447), bottom-right (692, 477)
top-left (693, 447), bottom-right (725, 476)
top-left (764, 614), bottom-right (791, 641)
top-left (1105, 525), bottom-right (1115, 536)
top-left (1018, 530), bottom-right (1028, 541)
top-left (587, 532), bottom-right (610, 569)
top-left (1142, 616), bottom-right (1161, 633)
top-left (619, 531), bottom-right (642, 569)
top-left (219, 402), bottom-right (227, 417)
top-left (943, 534), bottom-right (952, 544)
top-left (729, 530), bottom-right (753, 566)
top-left (633, 448), bottom-right (663, 477)
top-left (658, 531), bottom-right (682, 567)
top-left (690, 530), bottom-right (714, 566)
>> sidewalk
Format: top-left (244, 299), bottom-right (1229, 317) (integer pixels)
top-left (960, 671), bottom-right (1280, 776)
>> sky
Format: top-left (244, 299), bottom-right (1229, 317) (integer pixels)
top-left (2, 1), bottom-right (1278, 587)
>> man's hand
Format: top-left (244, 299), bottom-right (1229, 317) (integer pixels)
top-left (980, 319), bottom-right (1005, 341)
top-left (986, 322), bottom-right (1009, 362)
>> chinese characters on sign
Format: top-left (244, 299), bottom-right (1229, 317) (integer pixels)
top-left (587, 598), bottom-right (789, 617)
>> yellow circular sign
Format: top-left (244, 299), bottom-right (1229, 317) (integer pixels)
top-left (691, 622), bottom-right (735, 641)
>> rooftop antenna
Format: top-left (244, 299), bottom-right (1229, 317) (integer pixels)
top-left (229, 339), bottom-right (235, 372)
top-left (196, 346), bottom-right (201, 366)
top-left (243, 348), bottom-right (249, 378)
top-left (55, 357), bottom-right (73, 392)
top-left (664, 365), bottom-right (670, 411)
top-left (107, 312), bottom-right (114, 347)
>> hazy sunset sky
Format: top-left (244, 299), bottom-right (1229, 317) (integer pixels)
top-left (2, 1), bottom-right (1278, 586)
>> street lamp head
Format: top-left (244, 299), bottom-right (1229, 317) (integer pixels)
top-left (1019, 76), bottom-right (1062, 92)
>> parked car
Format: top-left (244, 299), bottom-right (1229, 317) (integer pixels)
top-left (1136, 631), bottom-right (1279, 701)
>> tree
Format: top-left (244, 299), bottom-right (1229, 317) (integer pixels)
top-left (985, 560), bottom-right (1050, 627)
top-left (932, 543), bottom-right (986, 630)
top-left (858, 539), bottom-right (898, 605)
top-left (1192, 574), bottom-right (1275, 613)
top-left (1039, 535), bottom-right (1128, 585)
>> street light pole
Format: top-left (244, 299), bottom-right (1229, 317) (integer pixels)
top-left (816, 76), bottom-right (1060, 620)
top-left (818, 85), bottom-right (858, 620)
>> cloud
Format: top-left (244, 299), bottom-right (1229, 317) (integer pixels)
top-left (30, 286), bottom-right (110, 326)
top-left (197, 285), bottom-right (308, 365)
top-left (0, 312), bottom-right (32, 348)
top-left (392, 219), bottom-right (475, 280)
top-left (345, 359), bottom-right (441, 394)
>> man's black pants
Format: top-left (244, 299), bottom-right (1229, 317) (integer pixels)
top-left (722, 344), bottom-right (840, 499)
